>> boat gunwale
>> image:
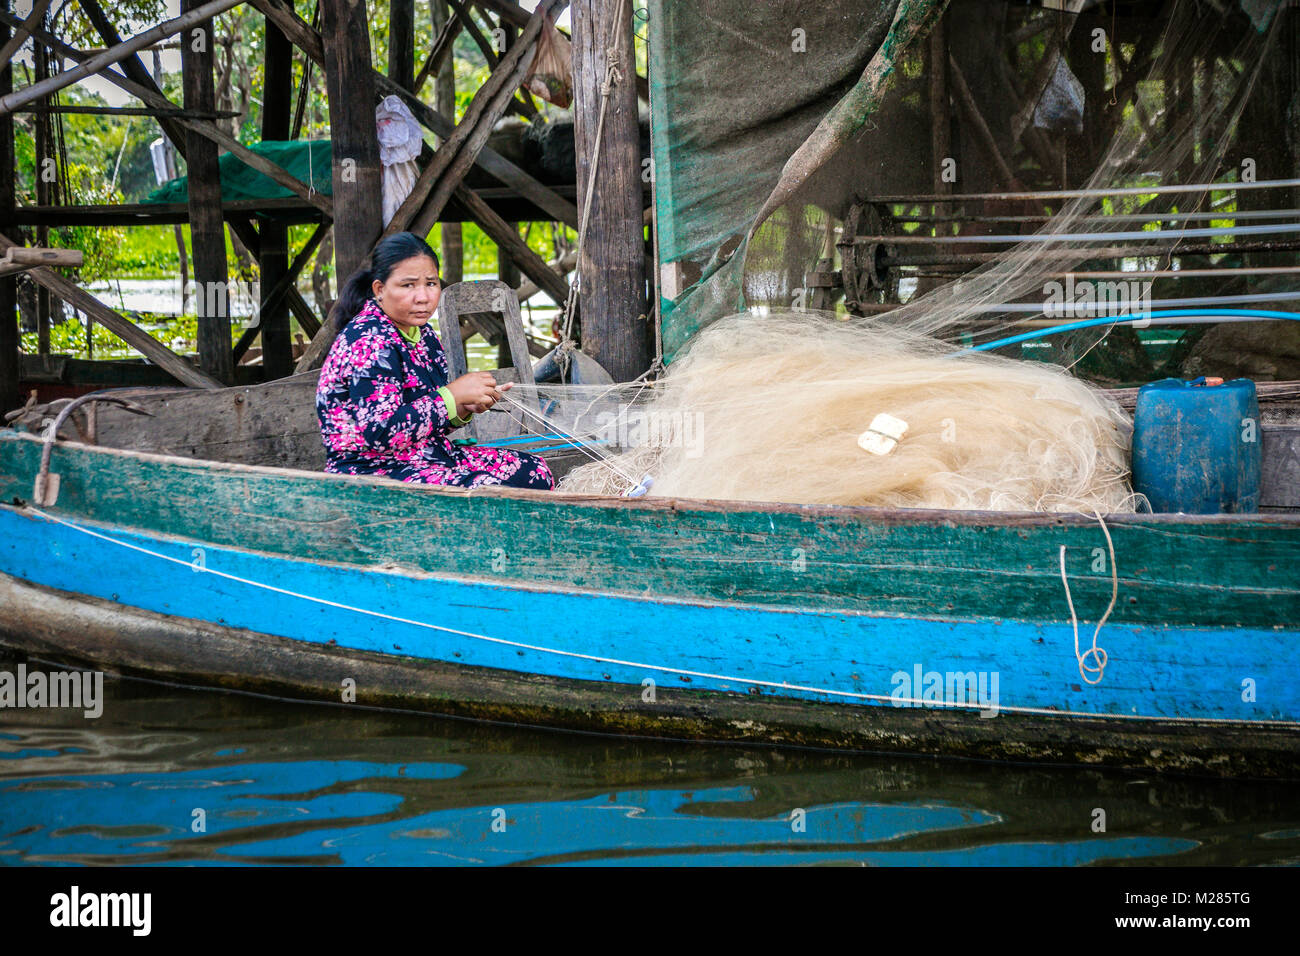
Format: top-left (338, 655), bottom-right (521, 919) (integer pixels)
top-left (4, 428), bottom-right (1299, 530)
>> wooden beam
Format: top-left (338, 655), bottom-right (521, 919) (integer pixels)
top-left (515, 250), bottom-right (576, 303)
top-left (388, 0), bottom-right (567, 238)
top-left (14, 104), bottom-right (240, 118)
top-left (5, 14), bottom-right (333, 217)
top-left (0, 0), bottom-right (53, 68)
top-left (182, 0), bottom-right (233, 386)
top-left (243, 0), bottom-right (579, 227)
top-left (572, 0), bottom-right (651, 380)
top-left (286, 287), bottom-right (322, 338)
top-left (320, 0), bottom-right (382, 281)
top-left (0, 233), bottom-right (221, 389)
top-left (0, 0), bottom-right (245, 115)
top-left (414, 12), bottom-right (462, 93)
top-left (10, 197), bottom-right (324, 227)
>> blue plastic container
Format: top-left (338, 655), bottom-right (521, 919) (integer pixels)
top-left (1131, 377), bottom-right (1261, 514)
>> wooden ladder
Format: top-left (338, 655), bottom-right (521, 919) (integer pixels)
top-left (437, 279), bottom-right (540, 441)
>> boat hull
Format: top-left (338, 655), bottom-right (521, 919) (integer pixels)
top-left (1, 495), bottom-right (1298, 776)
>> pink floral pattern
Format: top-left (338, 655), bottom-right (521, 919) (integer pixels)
top-left (316, 298), bottom-right (554, 489)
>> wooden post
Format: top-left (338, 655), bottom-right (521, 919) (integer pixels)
top-left (259, 14), bottom-right (294, 380)
top-left (0, 5), bottom-right (18, 415)
top-left (182, 0), bottom-right (233, 385)
top-left (320, 0), bottom-right (382, 302)
top-left (388, 0), bottom-right (415, 92)
top-left (571, 0), bottom-right (649, 381)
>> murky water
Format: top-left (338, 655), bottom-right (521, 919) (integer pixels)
top-left (1, 656), bottom-right (1297, 867)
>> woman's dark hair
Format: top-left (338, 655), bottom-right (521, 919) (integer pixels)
top-left (333, 231), bottom-right (441, 329)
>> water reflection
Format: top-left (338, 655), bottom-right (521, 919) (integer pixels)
top-left (1, 667), bottom-right (1297, 867)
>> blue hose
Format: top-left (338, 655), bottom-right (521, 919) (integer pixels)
top-left (953, 308), bottom-right (1300, 355)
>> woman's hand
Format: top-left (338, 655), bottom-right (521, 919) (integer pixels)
top-left (447, 371), bottom-right (512, 419)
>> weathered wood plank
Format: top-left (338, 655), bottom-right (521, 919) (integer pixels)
top-left (320, 0), bottom-right (382, 281)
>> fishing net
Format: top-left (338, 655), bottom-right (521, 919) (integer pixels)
top-left (553, 311), bottom-right (1138, 511)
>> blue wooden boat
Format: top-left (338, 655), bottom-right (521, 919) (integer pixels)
top-left (1, 378), bottom-right (1298, 778)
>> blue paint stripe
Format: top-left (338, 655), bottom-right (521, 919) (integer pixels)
top-left (1, 506), bottom-right (1296, 723)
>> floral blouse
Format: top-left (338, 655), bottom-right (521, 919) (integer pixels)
top-left (315, 298), bottom-right (553, 489)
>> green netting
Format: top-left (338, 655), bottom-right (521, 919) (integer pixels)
top-left (648, 0), bottom-right (946, 358)
top-left (145, 140), bottom-right (333, 204)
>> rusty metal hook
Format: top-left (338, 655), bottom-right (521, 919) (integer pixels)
top-left (34, 391), bottom-right (153, 506)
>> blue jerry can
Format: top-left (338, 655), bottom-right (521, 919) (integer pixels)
top-left (1131, 377), bottom-right (1261, 514)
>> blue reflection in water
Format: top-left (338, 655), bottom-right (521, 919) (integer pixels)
top-left (2, 671), bottom-right (1292, 868)
top-left (0, 756), bottom-right (1198, 866)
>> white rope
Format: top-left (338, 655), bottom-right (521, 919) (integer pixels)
top-left (18, 505), bottom-right (1278, 727)
top-left (1058, 511), bottom-right (1118, 685)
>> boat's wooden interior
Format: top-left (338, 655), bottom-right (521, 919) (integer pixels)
top-left (6, 374), bottom-right (1300, 511)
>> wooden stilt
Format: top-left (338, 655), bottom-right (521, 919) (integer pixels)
top-left (572, 0), bottom-right (650, 381)
top-left (389, 0), bottom-right (416, 92)
top-left (259, 13), bottom-right (294, 380)
top-left (182, 0), bottom-right (234, 386)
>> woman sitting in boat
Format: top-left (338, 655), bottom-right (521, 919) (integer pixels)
top-left (316, 231), bottom-right (554, 489)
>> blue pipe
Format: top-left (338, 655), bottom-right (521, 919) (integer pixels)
top-left (953, 309), bottom-right (1300, 355)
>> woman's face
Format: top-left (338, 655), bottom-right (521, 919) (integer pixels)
top-left (373, 254), bottom-right (440, 328)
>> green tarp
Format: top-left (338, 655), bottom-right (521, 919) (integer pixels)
top-left (145, 140), bottom-right (333, 204)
